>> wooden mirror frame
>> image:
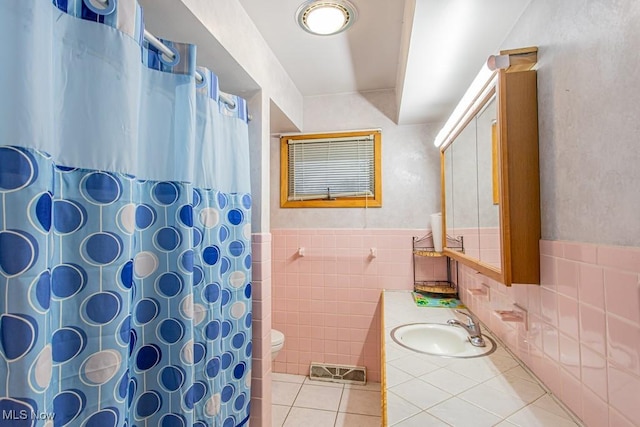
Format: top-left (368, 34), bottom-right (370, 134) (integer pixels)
top-left (439, 47), bottom-right (540, 286)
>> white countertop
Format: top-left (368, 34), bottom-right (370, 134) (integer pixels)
top-left (382, 290), bottom-right (581, 427)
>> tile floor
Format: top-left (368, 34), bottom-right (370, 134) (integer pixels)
top-left (272, 365), bottom-right (582, 427)
top-left (272, 373), bottom-right (382, 427)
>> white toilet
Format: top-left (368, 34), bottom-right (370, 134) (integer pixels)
top-left (271, 329), bottom-right (285, 360)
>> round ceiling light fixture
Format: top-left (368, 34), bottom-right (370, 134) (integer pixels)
top-left (296, 0), bottom-right (357, 36)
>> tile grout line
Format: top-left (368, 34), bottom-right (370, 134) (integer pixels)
top-left (281, 378), bottom-right (305, 426)
top-left (280, 405), bottom-right (292, 427)
top-left (332, 386), bottom-right (344, 427)
top-left (274, 375), bottom-right (383, 426)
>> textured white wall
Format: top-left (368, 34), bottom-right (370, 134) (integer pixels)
top-left (247, 91), bottom-right (271, 233)
top-left (159, 0), bottom-right (640, 244)
top-left (270, 90), bottom-right (441, 229)
top-left (176, 0), bottom-right (304, 128)
top-left (501, 0), bottom-right (640, 246)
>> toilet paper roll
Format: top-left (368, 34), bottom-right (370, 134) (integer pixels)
top-left (430, 212), bottom-right (443, 252)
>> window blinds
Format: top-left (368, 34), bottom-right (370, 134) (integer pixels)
top-left (287, 135), bottom-right (375, 201)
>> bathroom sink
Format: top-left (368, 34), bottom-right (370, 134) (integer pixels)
top-left (391, 323), bottom-right (496, 358)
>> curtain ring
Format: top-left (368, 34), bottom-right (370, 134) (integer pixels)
top-left (157, 44), bottom-right (180, 67)
top-left (83, 0), bottom-right (117, 16)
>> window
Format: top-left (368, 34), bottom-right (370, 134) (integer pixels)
top-left (280, 130), bottom-right (382, 208)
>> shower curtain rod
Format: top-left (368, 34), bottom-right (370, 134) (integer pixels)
top-left (95, 0), bottom-right (239, 111)
top-left (144, 30), bottom-right (241, 110)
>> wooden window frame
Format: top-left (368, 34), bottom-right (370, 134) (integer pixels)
top-left (280, 130), bottom-right (382, 208)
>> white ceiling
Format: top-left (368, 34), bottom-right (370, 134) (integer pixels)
top-left (239, 0), bottom-right (532, 125)
top-left (140, 0), bottom-right (532, 127)
top-left (238, 0), bottom-right (405, 96)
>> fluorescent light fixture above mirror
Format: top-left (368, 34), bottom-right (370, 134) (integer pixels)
top-left (434, 64), bottom-right (497, 148)
top-left (434, 48), bottom-right (538, 148)
top-left (296, 0), bottom-right (357, 36)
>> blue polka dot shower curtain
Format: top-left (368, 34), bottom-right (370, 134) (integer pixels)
top-left (0, 2), bottom-right (252, 426)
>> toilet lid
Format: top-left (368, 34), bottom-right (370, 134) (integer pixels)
top-left (271, 329), bottom-right (285, 346)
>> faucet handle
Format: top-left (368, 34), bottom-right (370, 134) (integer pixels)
top-left (455, 309), bottom-right (476, 325)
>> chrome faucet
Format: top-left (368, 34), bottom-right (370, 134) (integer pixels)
top-left (447, 310), bottom-right (486, 347)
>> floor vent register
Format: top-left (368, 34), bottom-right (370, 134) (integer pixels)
top-left (309, 363), bottom-right (367, 385)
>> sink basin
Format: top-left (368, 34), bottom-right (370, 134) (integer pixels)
top-left (391, 323), bottom-right (496, 358)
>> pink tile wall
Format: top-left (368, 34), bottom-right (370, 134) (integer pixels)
top-left (271, 228), bottom-right (446, 382)
top-left (250, 233), bottom-right (273, 427)
top-left (457, 240), bottom-right (640, 427)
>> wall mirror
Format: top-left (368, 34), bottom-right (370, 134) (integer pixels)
top-left (445, 94), bottom-right (499, 267)
top-left (439, 47), bottom-right (540, 286)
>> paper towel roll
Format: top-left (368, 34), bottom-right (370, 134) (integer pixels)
top-left (430, 212), bottom-right (443, 252)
